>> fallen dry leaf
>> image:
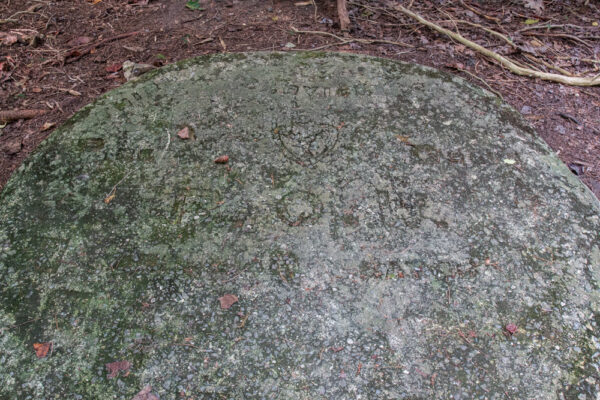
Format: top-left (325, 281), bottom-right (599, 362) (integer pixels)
top-left (106, 360), bottom-right (132, 378)
top-left (214, 155), bottom-right (229, 164)
top-left (177, 126), bottom-right (190, 139)
top-left (568, 162), bottom-right (585, 176)
top-left (0, 33), bottom-right (19, 46)
top-left (523, 0), bottom-right (544, 14)
top-left (106, 63), bottom-right (122, 73)
top-left (123, 45), bottom-right (145, 52)
top-left (3, 138), bottom-right (22, 155)
top-left (67, 36), bottom-right (92, 47)
top-left (33, 342), bottom-right (52, 358)
top-left (529, 38), bottom-right (543, 48)
top-left (131, 385), bottom-right (159, 400)
top-left (218, 294), bottom-right (238, 309)
top-left (396, 135), bottom-right (414, 146)
top-left (0, 31), bottom-right (39, 46)
top-left (41, 122), bottom-right (56, 131)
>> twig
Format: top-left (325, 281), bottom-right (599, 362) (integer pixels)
top-left (517, 23), bottom-right (589, 33)
top-left (0, 19), bottom-right (19, 24)
top-left (104, 169), bottom-right (132, 204)
top-left (389, 3), bottom-right (600, 86)
top-left (311, 0), bottom-right (318, 22)
top-left (171, 343), bottom-right (210, 351)
top-left (523, 54), bottom-right (574, 77)
top-left (557, 112), bottom-right (581, 125)
top-left (0, 317), bottom-right (41, 332)
top-left (192, 37), bottom-right (213, 46)
top-left (295, 39), bottom-right (353, 51)
top-left (0, 4), bottom-right (44, 25)
top-left (522, 31), bottom-right (594, 49)
top-left (459, 1), bottom-right (500, 23)
top-left (0, 109), bottom-right (46, 123)
top-left (219, 265), bottom-right (250, 284)
top-left (290, 26), bottom-right (412, 48)
top-left (556, 56), bottom-right (600, 65)
top-left (453, 67), bottom-right (504, 101)
top-left (442, 19), bottom-right (515, 48)
top-left (158, 129), bottom-right (171, 163)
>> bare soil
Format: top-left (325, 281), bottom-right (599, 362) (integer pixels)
top-left (1, 0), bottom-right (599, 198)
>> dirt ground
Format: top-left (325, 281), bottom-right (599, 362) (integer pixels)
top-left (1, 0), bottom-right (599, 198)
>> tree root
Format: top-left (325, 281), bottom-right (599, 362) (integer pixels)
top-left (391, 3), bottom-right (600, 87)
top-left (290, 27), bottom-right (412, 50)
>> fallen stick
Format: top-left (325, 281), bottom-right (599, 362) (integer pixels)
top-left (63, 31), bottom-right (139, 64)
top-left (390, 3), bottom-right (600, 87)
top-left (337, 0), bottom-right (351, 31)
top-left (0, 109), bottom-right (46, 123)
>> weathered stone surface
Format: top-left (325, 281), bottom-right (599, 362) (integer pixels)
top-left (1, 52), bottom-right (599, 399)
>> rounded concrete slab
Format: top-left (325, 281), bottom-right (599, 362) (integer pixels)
top-left (1, 52), bottom-right (599, 399)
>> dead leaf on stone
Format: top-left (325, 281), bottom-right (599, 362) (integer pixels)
top-left (106, 360), bottom-right (132, 378)
top-left (177, 126), bottom-right (190, 139)
top-left (218, 294), bottom-right (238, 309)
top-left (131, 385), bottom-right (159, 400)
top-left (505, 323), bottom-right (518, 335)
top-left (396, 135), bottom-right (414, 146)
top-left (214, 155), bottom-right (229, 164)
top-left (104, 188), bottom-right (116, 204)
top-left (33, 342), bottom-right (52, 358)
top-left (41, 122), bottom-right (55, 131)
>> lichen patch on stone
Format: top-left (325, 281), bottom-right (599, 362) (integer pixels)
top-left (0, 52), bottom-right (599, 399)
